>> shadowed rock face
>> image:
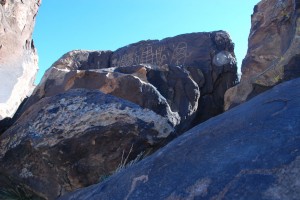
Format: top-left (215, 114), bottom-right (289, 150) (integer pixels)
top-left (0, 0), bottom-right (40, 120)
top-left (59, 77), bottom-right (300, 200)
top-left (0, 89), bottom-right (175, 199)
top-left (225, 0), bottom-right (300, 110)
top-left (18, 31), bottom-right (237, 131)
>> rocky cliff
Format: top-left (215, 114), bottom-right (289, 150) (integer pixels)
top-left (0, 0), bottom-right (40, 120)
top-left (0, 32), bottom-right (237, 199)
top-left (1, 0), bottom-right (300, 199)
top-left (225, 0), bottom-right (300, 109)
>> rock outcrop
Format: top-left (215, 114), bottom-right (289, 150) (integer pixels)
top-left (0, 0), bottom-right (40, 120)
top-left (0, 31), bottom-right (237, 199)
top-left (20, 31), bottom-right (237, 129)
top-left (60, 77), bottom-right (300, 200)
top-left (0, 89), bottom-right (174, 199)
top-left (225, 0), bottom-right (300, 110)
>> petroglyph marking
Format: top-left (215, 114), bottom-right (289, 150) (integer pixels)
top-left (171, 42), bottom-right (188, 66)
top-left (112, 42), bottom-right (189, 67)
top-left (166, 178), bottom-right (211, 200)
top-left (211, 168), bottom-right (279, 200)
top-left (125, 175), bottom-right (149, 200)
top-left (140, 46), bottom-right (154, 64)
top-left (158, 46), bottom-right (167, 65)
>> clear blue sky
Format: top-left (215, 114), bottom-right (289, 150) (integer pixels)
top-left (33, 0), bottom-right (260, 84)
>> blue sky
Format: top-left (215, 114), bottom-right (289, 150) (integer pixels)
top-left (33, 0), bottom-right (260, 84)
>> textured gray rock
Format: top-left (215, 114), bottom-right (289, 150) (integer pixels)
top-left (225, 0), bottom-right (300, 110)
top-left (0, 0), bottom-right (40, 120)
top-left (60, 77), bottom-right (300, 200)
top-left (0, 89), bottom-right (174, 199)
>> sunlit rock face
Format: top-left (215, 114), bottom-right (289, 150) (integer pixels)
top-left (0, 0), bottom-right (40, 120)
top-left (225, 0), bottom-right (300, 110)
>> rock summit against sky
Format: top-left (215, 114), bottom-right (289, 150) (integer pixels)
top-left (0, 0), bottom-right (300, 199)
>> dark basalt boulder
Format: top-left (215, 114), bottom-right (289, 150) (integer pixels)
top-left (0, 89), bottom-right (174, 199)
top-left (110, 31), bottom-right (237, 124)
top-left (60, 78), bottom-right (300, 200)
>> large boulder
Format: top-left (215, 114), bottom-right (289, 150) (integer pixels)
top-left (0, 0), bottom-right (40, 120)
top-left (60, 77), bottom-right (300, 200)
top-left (225, 0), bottom-right (300, 110)
top-left (20, 31), bottom-right (237, 131)
top-left (0, 89), bottom-right (174, 199)
top-left (110, 32), bottom-right (237, 124)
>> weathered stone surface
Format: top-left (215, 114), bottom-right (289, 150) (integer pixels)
top-left (60, 77), bottom-right (300, 200)
top-left (20, 31), bottom-right (237, 131)
top-left (225, 0), bottom-right (300, 110)
top-left (0, 0), bottom-right (40, 120)
top-left (0, 89), bottom-right (174, 199)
